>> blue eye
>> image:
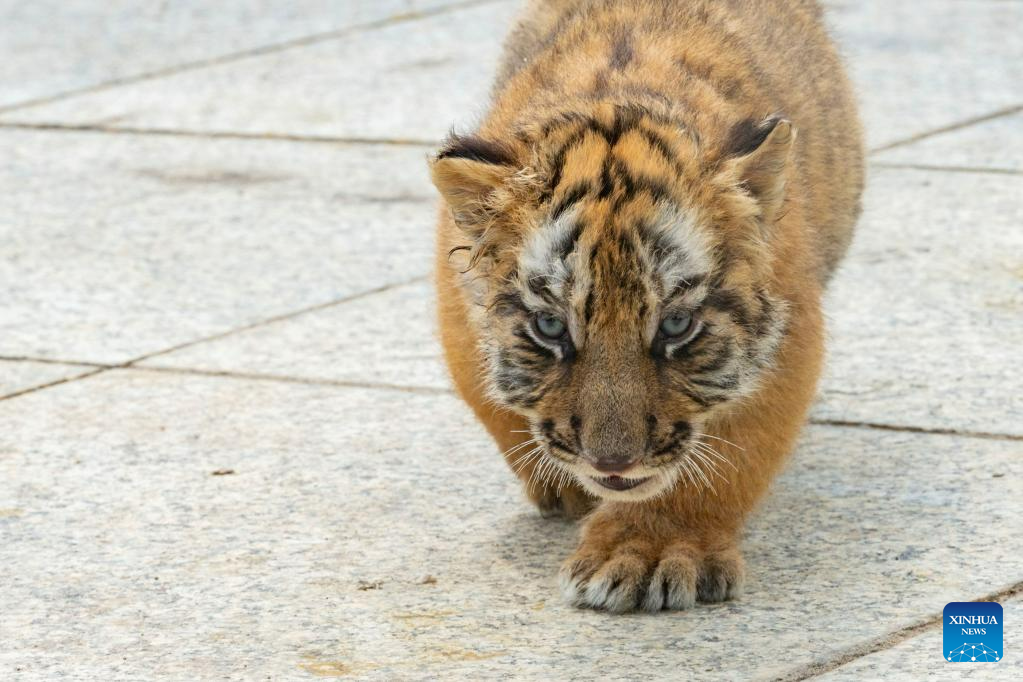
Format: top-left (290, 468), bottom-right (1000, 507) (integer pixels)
top-left (534, 313), bottom-right (567, 340)
top-left (659, 313), bottom-right (695, 339)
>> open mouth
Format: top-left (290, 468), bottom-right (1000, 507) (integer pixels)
top-left (591, 475), bottom-right (651, 491)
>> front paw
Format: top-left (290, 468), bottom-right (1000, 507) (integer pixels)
top-left (558, 519), bottom-right (744, 612)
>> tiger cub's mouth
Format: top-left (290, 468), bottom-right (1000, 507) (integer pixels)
top-left (591, 475), bottom-right (652, 491)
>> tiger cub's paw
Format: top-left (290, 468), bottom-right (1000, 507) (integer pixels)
top-left (530, 479), bottom-right (596, 520)
top-left (559, 516), bottom-right (744, 612)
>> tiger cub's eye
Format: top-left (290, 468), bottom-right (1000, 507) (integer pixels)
top-left (659, 313), bottom-right (695, 339)
top-left (534, 313), bottom-right (567, 340)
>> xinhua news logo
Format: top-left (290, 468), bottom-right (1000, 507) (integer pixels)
top-left (943, 601), bottom-right (1003, 663)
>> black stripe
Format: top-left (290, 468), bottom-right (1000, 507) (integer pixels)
top-left (490, 291), bottom-right (526, 316)
top-left (704, 289), bottom-right (752, 328)
top-left (546, 127), bottom-right (590, 195)
top-left (540, 112), bottom-right (587, 139)
top-left (555, 219), bottom-right (585, 261)
top-left (753, 289), bottom-right (775, 335)
top-left (690, 344), bottom-right (733, 374)
top-left (612, 163), bottom-right (675, 205)
top-left (547, 435), bottom-right (576, 455)
top-left (679, 387), bottom-right (714, 408)
top-left (597, 155), bottom-right (614, 198)
top-left (437, 135), bottom-right (516, 165)
top-left (637, 127), bottom-right (684, 173)
top-left (664, 274), bottom-right (707, 301)
top-left (551, 184), bottom-right (591, 222)
top-left (688, 373), bottom-right (740, 391)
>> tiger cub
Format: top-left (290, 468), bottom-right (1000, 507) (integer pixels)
top-left (430, 0), bottom-right (863, 612)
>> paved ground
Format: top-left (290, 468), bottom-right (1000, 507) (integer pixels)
top-left (1, 1), bottom-right (1021, 680)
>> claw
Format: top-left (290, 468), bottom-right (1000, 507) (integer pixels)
top-left (560, 540), bottom-right (741, 612)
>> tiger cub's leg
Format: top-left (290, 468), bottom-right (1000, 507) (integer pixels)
top-left (482, 406), bottom-right (596, 520)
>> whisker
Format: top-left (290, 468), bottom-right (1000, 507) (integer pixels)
top-left (677, 458), bottom-right (698, 490)
top-left (550, 461), bottom-right (568, 494)
top-left (688, 448), bottom-right (719, 475)
top-left (698, 432), bottom-right (746, 452)
top-left (510, 444), bottom-right (540, 466)
top-left (502, 438), bottom-right (539, 458)
top-left (541, 452), bottom-right (558, 487)
top-left (526, 452), bottom-right (545, 494)
top-left (512, 446), bottom-right (544, 475)
top-left (516, 450), bottom-right (543, 475)
top-left (511, 454), bottom-right (534, 476)
top-left (688, 450), bottom-right (725, 493)
top-left (692, 440), bottom-right (738, 471)
top-left (537, 460), bottom-right (552, 491)
top-left (685, 453), bottom-right (714, 490)
top-left (533, 457), bottom-right (547, 488)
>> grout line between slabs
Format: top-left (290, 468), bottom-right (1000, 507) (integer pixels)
top-left (808, 418), bottom-right (1022, 443)
top-left (0, 274), bottom-right (427, 402)
top-left (0, 111), bottom-right (1018, 168)
top-left (4, 122), bottom-right (1022, 177)
top-left (0, 122), bottom-right (440, 148)
top-left (2, 351), bottom-right (1020, 444)
top-left (0, 0), bottom-right (509, 116)
top-left (0, 356), bottom-right (108, 368)
top-left (123, 274), bottom-right (429, 366)
top-left (125, 365), bottom-right (452, 395)
top-left (871, 161), bottom-right (1022, 176)
top-left (777, 579), bottom-right (1023, 681)
top-left (869, 103), bottom-right (1023, 154)
top-left (0, 367), bottom-right (110, 402)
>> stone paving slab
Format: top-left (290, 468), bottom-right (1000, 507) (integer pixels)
top-left (817, 596), bottom-right (1021, 681)
top-left (874, 112), bottom-right (1023, 172)
top-left (143, 166), bottom-right (1023, 437)
top-left (0, 0), bottom-right (518, 142)
top-left (818, 168), bottom-right (1023, 437)
top-left (1, 370), bottom-right (1021, 680)
top-left (142, 279), bottom-right (451, 391)
top-left (0, 0), bottom-right (467, 110)
top-left (824, 0), bottom-right (1023, 150)
top-left (0, 360), bottom-right (97, 399)
top-left (4, 1), bottom-right (1020, 151)
top-left (0, 130), bottom-right (433, 364)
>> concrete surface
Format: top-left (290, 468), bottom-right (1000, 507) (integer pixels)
top-left (0, 0), bottom-right (478, 109)
top-left (0, 133), bottom-right (432, 363)
top-left (2, 372), bottom-right (1021, 681)
top-left (1, 1), bottom-right (1021, 680)
top-left (816, 597), bottom-right (1022, 681)
top-left (0, 360), bottom-right (98, 398)
top-left (824, 0), bottom-right (1023, 150)
top-left (0, 0), bottom-right (517, 141)
top-left (874, 111), bottom-right (1023, 173)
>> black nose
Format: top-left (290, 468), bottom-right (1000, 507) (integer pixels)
top-left (591, 457), bottom-right (638, 474)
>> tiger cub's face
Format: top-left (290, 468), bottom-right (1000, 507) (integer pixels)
top-left (432, 106), bottom-right (795, 501)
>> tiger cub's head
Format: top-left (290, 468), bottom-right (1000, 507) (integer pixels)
top-left (431, 104), bottom-right (794, 501)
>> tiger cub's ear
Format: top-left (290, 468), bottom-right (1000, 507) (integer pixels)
top-left (430, 134), bottom-right (520, 238)
top-left (721, 115), bottom-right (796, 220)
